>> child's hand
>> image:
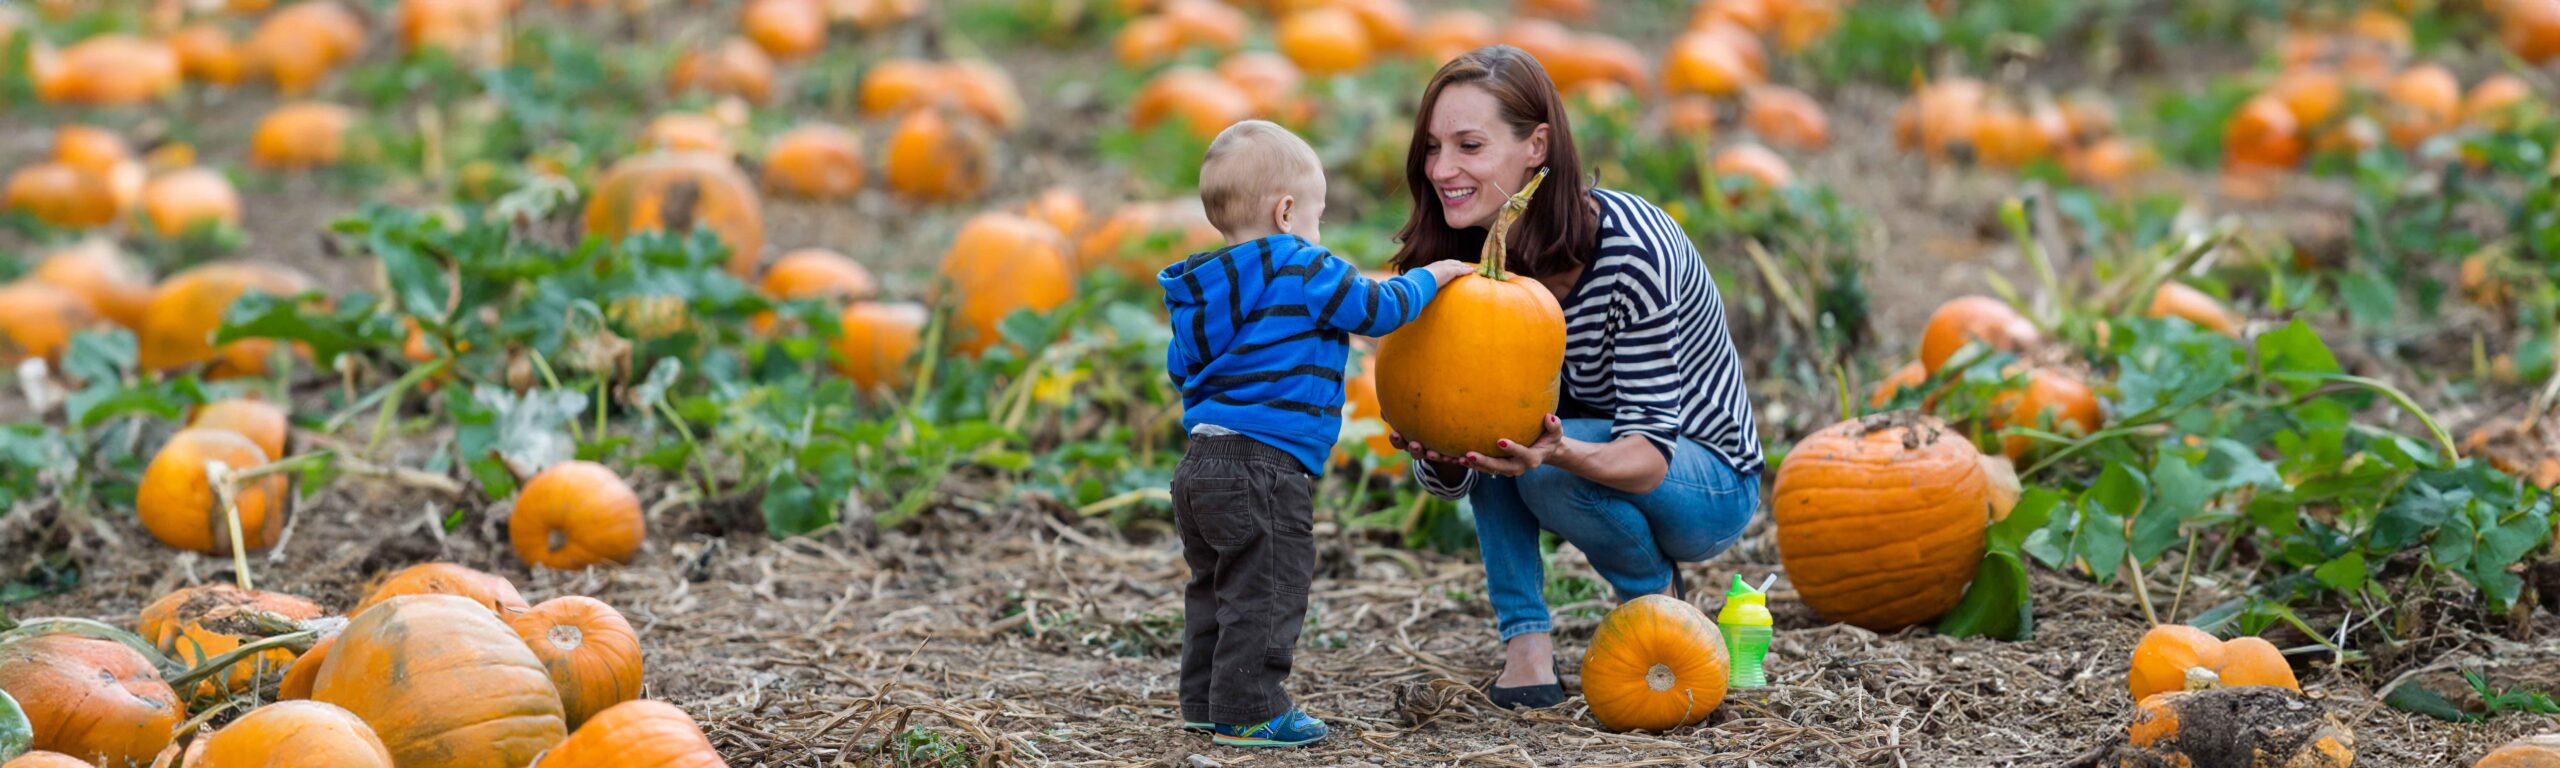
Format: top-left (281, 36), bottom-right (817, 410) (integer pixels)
top-left (1422, 260), bottom-right (1473, 285)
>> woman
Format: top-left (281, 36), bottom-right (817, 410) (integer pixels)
top-left (1385, 46), bottom-right (1765, 709)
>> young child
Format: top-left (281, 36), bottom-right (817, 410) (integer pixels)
top-left (1157, 120), bottom-right (1471, 748)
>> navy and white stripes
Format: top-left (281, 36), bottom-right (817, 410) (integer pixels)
top-left (1416, 188), bottom-right (1763, 498)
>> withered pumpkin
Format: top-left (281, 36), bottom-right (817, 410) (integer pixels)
top-left (0, 633), bottom-right (183, 765)
top-left (507, 596), bottom-right (644, 729)
top-left (934, 213), bottom-right (1074, 356)
top-left (584, 151), bottom-right (767, 277)
top-left (137, 261), bottom-right (316, 376)
top-left (510, 461), bottom-right (645, 570)
top-left (1769, 411), bottom-right (1991, 630)
top-left (1373, 170), bottom-right (1564, 458)
top-left (313, 595), bottom-right (568, 768)
top-left (1582, 595), bottom-right (1728, 733)
top-left (2116, 685), bottom-right (2350, 768)
top-left (352, 562), bottom-right (532, 617)
top-left (532, 700), bottom-right (724, 768)
top-left (2127, 624), bottom-right (2300, 703)
top-left (188, 700), bottom-right (394, 768)
top-left (136, 583), bottom-right (326, 697)
top-left (137, 428), bottom-right (289, 555)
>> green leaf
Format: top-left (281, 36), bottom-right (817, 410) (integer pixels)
top-left (2382, 682), bottom-right (2475, 723)
top-left (2133, 454), bottom-right (2200, 562)
top-left (1935, 550), bottom-right (2033, 641)
top-left (1992, 487), bottom-right (2061, 555)
top-left (2255, 319), bottom-right (2341, 396)
top-left (2313, 551), bottom-right (2368, 591)
top-left (59, 328), bottom-right (138, 384)
top-left (2335, 271), bottom-right (2399, 327)
top-left (2075, 463), bottom-right (2147, 582)
top-left (761, 466), bottom-right (835, 537)
top-left (215, 291), bottom-right (385, 365)
top-left (0, 688), bottom-right (28, 760)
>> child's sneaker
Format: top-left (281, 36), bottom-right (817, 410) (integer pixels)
top-left (1212, 709), bottom-right (1328, 748)
top-left (1182, 721), bottom-right (1214, 733)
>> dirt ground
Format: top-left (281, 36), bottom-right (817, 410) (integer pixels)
top-left (10, 3), bottom-right (2560, 767)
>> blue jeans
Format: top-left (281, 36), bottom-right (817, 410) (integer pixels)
top-left (1471, 418), bottom-right (1762, 641)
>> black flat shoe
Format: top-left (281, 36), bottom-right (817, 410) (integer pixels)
top-left (1487, 661), bottom-right (1567, 710)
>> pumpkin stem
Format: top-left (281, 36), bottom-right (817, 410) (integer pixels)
top-left (163, 629), bottom-right (322, 691)
top-left (2182, 666), bottom-right (2222, 692)
top-left (548, 623), bottom-right (585, 652)
top-left (1478, 167), bottom-right (1550, 283)
top-left (1645, 663), bottom-right (1677, 692)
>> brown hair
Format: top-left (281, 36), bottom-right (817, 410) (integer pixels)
top-left (1199, 120), bottom-right (1324, 240)
top-left (1389, 45), bottom-right (1595, 278)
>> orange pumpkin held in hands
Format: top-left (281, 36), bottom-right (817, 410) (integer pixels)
top-left (0, 282), bottom-right (100, 365)
top-left (510, 461), bottom-right (645, 570)
top-left (763, 124), bottom-right (864, 199)
top-left (352, 562), bottom-right (532, 616)
top-left (1771, 412), bottom-right (1992, 630)
top-left (935, 213), bottom-right (1075, 356)
top-left (30, 238), bottom-right (152, 329)
top-left (137, 583), bottom-right (326, 696)
top-left (137, 428), bottom-right (288, 555)
top-left (138, 261), bottom-right (316, 376)
top-left (1917, 295), bottom-right (2041, 374)
top-left (1581, 595), bottom-right (1729, 733)
top-left (189, 700), bottom-right (394, 768)
top-left (2127, 624), bottom-right (2299, 702)
top-left (883, 106), bottom-right (996, 203)
top-left (834, 301), bottom-right (928, 393)
top-left (0, 633), bottom-right (183, 765)
top-left (507, 596), bottom-right (645, 729)
top-left (584, 151), bottom-right (767, 277)
top-left (312, 595), bottom-right (568, 768)
top-left (1374, 170), bottom-right (1565, 458)
top-left (534, 700), bottom-right (725, 768)
top-left (141, 167), bottom-right (243, 238)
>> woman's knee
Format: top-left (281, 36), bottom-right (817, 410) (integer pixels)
top-left (1656, 474), bottom-right (1761, 562)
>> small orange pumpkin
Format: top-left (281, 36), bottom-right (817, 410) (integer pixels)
top-left (2462, 74), bottom-right (2534, 131)
top-left (2, 752), bottom-right (97, 768)
top-left (352, 562), bottom-right (532, 617)
top-left (2474, 735), bottom-right (2560, 768)
top-left (1076, 199), bottom-right (1223, 281)
top-left (2224, 95), bottom-right (2305, 172)
top-left (277, 633), bottom-right (335, 700)
top-left (0, 633), bottom-right (183, 765)
top-left (1115, 15), bottom-right (1183, 68)
top-left (397, 0), bottom-right (507, 64)
top-left (2069, 137), bottom-right (2153, 187)
top-left (36, 34), bottom-right (183, 106)
top-left (584, 151), bottom-right (767, 277)
top-left (1019, 187), bottom-right (1089, 239)
top-left (740, 0), bottom-right (828, 61)
top-left (532, 700), bottom-right (724, 768)
top-left (137, 428), bottom-right (289, 555)
top-left (251, 1), bottom-right (365, 95)
top-left (137, 261), bottom-right (316, 376)
top-left (1411, 10), bottom-right (1496, 64)
top-left (1133, 67), bottom-right (1257, 142)
top-left (761, 248), bottom-right (877, 306)
top-left (1165, 0), bottom-right (1249, 52)
top-left (4, 163), bottom-right (120, 229)
top-left (1219, 51), bottom-right (1308, 123)
top-left (943, 59), bottom-right (1026, 131)
top-left (935, 213), bottom-right (1075, 356)
top-left (29, 238), bottom-right (152, 329)
top-left (1278, 7), bottom-right (1374, 76)
top-left (882, 106), bottom-right (996, 203)
top-left (1711, 143), bottom-right (1793, 194)
top-left (1987, 366), bottom-right (2103, 460)
top-left (1581, 595), bottom-right (1728, 732)
top-left (0, 282), bottom-right (100, 365)
top-left (509, 461), bottom-right (645, 570)
top-left (1917, 295), bottom-right (2041, 374)
top-left (250, 102), bottom-right (359, 169)
top-left (189, 700), bottom-right (395, 768)
top-left (1744, 86), bottom-right (1830, 150)
top-left (1662, 28), bottom-right (1761, 97)
top-left (763, 124), bottom-right (864, 199)
top-left (2146, 282), bottom-right (2242, 337)
top-left (506, 596), bottom-right (644, 729)
top-left (667, 37), bottom-right (775, 104)
top-left (189, 398), bottom-right (289, 470)
top-left (834, 301), bottom-right (928, 393)
top-left (171, 23), bottom-right (248, 86)
top-left (2127, 624), bottom-right (2300, 702)
top-left (1868, 360), bottom-right (1930, 409)
top-left (141, 167), bottom-right (243, 238)
top-left (1770, 412), bottom-right (1991, 630)
top-left (2381, 64), bottom-right (2459, 150)
top-left (136, 584), bottom-right (327, 697)
top-left (2504, 0), bottom-right (2560, 64)
top-left (641, 113), bottom-right (733, 156)
top-left (312, 595), bottom-right (568, 768)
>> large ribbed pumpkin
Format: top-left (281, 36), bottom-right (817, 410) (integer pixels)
top-left (1373, 170), bottom-right (1564, 458)
top-left (1769, 412), bottom-right (1991, 630)
top-left (1581, 595), bottom-right (1728, 733)
top-left (312, 595), bottom-right (568, 768)
top-left (584, 152), bottom-right (766, 277)
top-left (0, 634), bottom-right (182, 765)
top-left (532, 701), bottom-right (724, 768)
top-left (188, 700), bottom-right (394, 768)
top-left (351, 562), bottom-right (531, 617)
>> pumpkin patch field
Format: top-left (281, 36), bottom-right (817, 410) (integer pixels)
top-left (7, 0), bottom-right (2560, 765)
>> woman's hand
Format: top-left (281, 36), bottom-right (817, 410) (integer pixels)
top-left (1389, 430), bottom-right (1462, 467)
top-left (1461, 414), bottom-right (1566, 478)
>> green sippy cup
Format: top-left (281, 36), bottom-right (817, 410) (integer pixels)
top-left (1716, 574), bottom-right (1773, 688)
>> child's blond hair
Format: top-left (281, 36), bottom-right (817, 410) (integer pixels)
top-left (1199, 120), bottom-right (1324, 240)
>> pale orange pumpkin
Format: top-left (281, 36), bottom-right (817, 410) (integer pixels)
top-left (0, 633), bottom-right (183, 766)
top-left (29, 238), bottom-right (152, 329)
top-left (0, 282), bottom-right (100, 365)
top-left (136, 428), bottom-right (289, 555)
top-left (1581, 595), bottom-right (1728, 732)
top-left (1165, 0), bottom-right (1249, 52)
top-left (834, 301), bottom-right (928, 393)
top-left (2474, 735), bottom-right (2560, 768)
top-left (397, 0), bottom-right (508, 64)
top-left (1743, 85), bottom-right (1830, 150)
top-left (4, 163), bottom-right (120, 229)
top-left (935, 213), bottom-right (1075, 356)
top-left (506, 596), bottom-right (644, 729)
top-left (171, 23), bottom-right (248, 85)
top-left (249, 102), bottom-right (359, 169)
top-left (1115, 15), bottom-right (1183, 68)
top-left (1133, 67), bottom-right (1257, 142)
top-left (352, 562), bottom-right (532, 617)
top-left (641, 113), bottom-right (733, 156)
top-left (740, 0), bottom-right (828, 61)
top-left (2381, 63), bottom-right (2459, 150)
top-left (36, 34), bottom-right (182, 106)
top-left (584, 151), bottom-right (767, 277)
top-left (532, 700), bottom-right (724, 768)
top-left (141, 168), bottom-right (242, 238)
top-left (667, 37), bottom-right (775, 104)
top-left (509, 460), bottom-right (645, 570)
top-left (760, 248), bottom-right (877, 307)
top-left (1019, 187), bottom-right (1089, 239)
top-left (1770, 412), bottom-right (1991, 630)
top-left (2127, 624), bottom-right (2300, 702)
top-left (189, 700), bottom-right (394, 768)
top-left (2, 752), bottom-right (98, 768)
top-left (2146, 282), bottom-right (2242, 337)
top-left (1987, 366), bottom-right (2103, 460)
top-left (1917, 295), bottom-right (2041, 374)
top-left (1411, 10), bottom-right (1496, 64)
top-left (1373, 171), bottom-right (1564, 458)
top-left (312, 595), bottom-right (568, 768)
top-left (251, 1), bottom-right (366, 96)
top-left (137, 261), bottom-right (316, 376)
top-left (1711, 143), bottom-right (1793, 194)
top-left (2463, 73), bottom-right (2535, 131)
top-left (1075, 199), bottom-right (1224, 281)
top-left (763, 124), bottom-right (864, 199)
top-left (882, 106), bottom-right (996, 203)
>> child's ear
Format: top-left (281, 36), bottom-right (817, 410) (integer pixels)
top-left (1275, 194), bottom-right (1297, 234)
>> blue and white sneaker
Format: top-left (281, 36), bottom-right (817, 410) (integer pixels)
top-left (1181, 720), bottom-right (1213, 733)
top-left (1212, 708), bottom-right (1328, 748)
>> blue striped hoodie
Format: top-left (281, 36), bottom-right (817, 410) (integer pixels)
top-left (1160, 234), bottom-right (1443, 475)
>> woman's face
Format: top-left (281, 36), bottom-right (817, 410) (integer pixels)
top-left (1425, 83), bottom-right (1548, 231)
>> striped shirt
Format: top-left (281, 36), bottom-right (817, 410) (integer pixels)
top-left (1417, 188), bottom-right (1764, 498)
